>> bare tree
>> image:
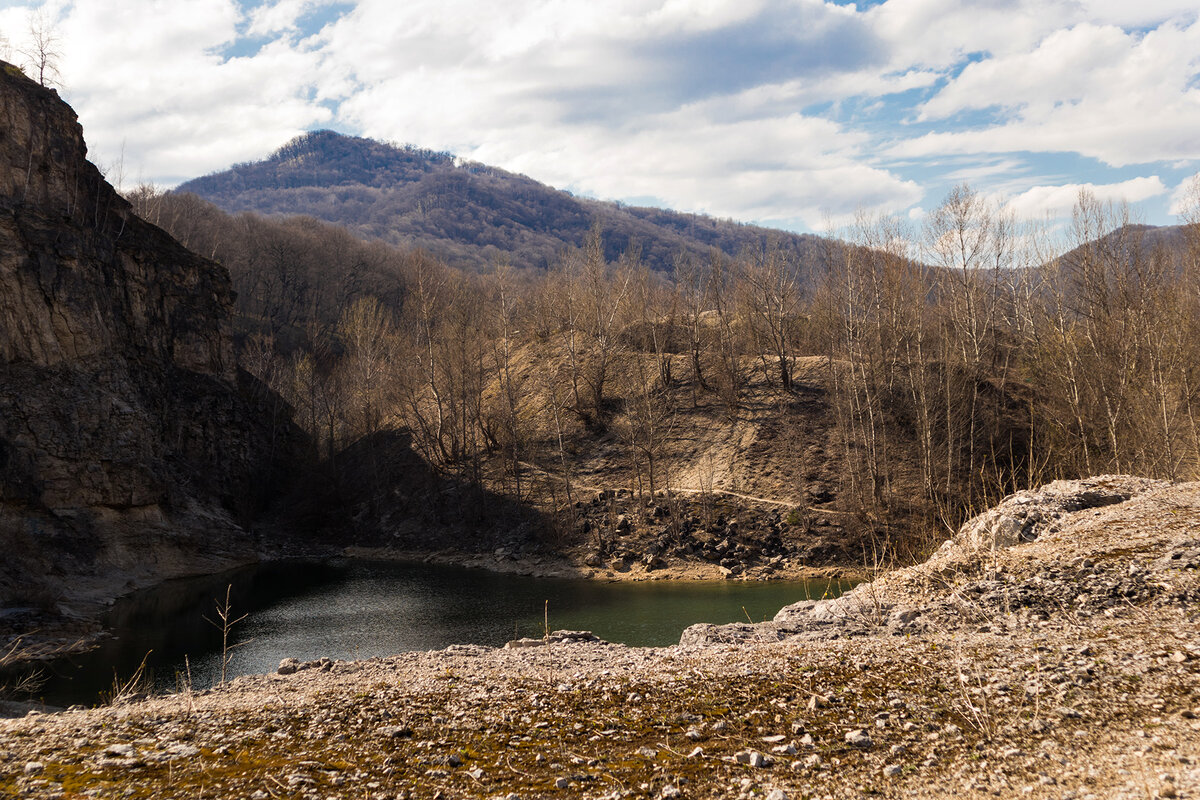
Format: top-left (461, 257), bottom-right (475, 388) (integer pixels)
top-left (19, 9), bottom-right (62, 89)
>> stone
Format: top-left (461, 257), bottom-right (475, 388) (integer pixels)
top-left (844, 729), bottom-right (873, 748)
top-left (735, 750), bottom-right (771, 768)
top-left (554, 777), bottom-right (570, 789)
top-left (165, 744), bottom-right (200, 758)
top-left (277, 658), bottom-right (301, 675)
top-left (636, 747), bottom-right (658, 759)
top-left (23, 762), bottom-right (44, 775)
top-left (504, 638), bottom-right (547, 649)
top-left (765, 789), bottom-right (789, 800)
top-left (883, 764), bottom-right (903, 778)
top-left (378, 725), bottom-right (413, 739)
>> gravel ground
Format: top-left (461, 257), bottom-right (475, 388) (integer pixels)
top-left (2, 476), bottom-right (1198, 800)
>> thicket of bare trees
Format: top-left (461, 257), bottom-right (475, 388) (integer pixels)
top-left (133, 183), bottom-right (1200, 551)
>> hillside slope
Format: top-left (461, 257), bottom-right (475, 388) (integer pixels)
top-left (177, 130), bottom-right (832, 274)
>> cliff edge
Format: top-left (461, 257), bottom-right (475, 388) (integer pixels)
top-left (0, 63), bottom-right (300, 632)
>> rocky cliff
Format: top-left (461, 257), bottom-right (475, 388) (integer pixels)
top-left (0, 62), bottom-right (300, 626)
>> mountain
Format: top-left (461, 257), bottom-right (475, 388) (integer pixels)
top-left (0, 62), bottom-right (302, 631)
top-left (177, 130), bottom-right (831, 274)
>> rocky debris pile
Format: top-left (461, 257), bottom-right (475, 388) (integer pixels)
top-left (683, 476), bottom-right (1198, 646)
top-left (568, 488), bottom-right (851, 578)
top-left (944, 475), bottom-right (1167, 556)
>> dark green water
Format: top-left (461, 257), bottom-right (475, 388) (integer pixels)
top-left (30, 560), bottom-right (848, 706)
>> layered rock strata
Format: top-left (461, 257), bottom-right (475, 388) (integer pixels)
top-left (0, 62), bottom-right (299, 623)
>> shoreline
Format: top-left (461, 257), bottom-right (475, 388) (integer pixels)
top-left (340, 544), bottom-right (863, 585)
top-left (3, 476), bottom-right (1198, 799)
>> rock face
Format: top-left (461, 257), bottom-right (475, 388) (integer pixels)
top-left (0, 62), bottom-right (299, 614)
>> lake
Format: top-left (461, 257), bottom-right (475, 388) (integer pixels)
top-left (30, 560), bottom-right (850, 706)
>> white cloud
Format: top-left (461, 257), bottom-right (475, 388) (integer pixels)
top-left (895, 18), bottom-right (1200, 167)
top-left (43, 0), bottom-right (332, 184)
top-left (1001, 176), bottom-right (1168, 220)
top-left (0, 0), bottom-right (1195, 233)
top-left (1168, 174), bottom-right (1200, 217)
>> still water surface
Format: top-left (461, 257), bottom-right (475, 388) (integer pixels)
top-left (38, 560), bottom-right (849, 706)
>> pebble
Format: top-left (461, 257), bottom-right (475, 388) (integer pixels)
top-left (883, 765), bottom-right (903, 778)
top-left (844, 729), bottom-right (873, 748)
top-left (735, 750), bottom-right (771, 768)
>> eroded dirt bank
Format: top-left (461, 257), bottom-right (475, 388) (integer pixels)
top-left (3, 476), bottom-right (1198, 799)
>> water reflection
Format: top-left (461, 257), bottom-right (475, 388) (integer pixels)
top-left (34, 560), bottom-right (849, 706)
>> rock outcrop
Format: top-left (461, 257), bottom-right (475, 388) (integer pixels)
top-left (680, 475), bottom-right (1187, 646)
top-left (0, 62), bottom-right (300, 622)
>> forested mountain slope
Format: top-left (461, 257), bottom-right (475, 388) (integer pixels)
top-left (177, 130), bottom-right (830, 274)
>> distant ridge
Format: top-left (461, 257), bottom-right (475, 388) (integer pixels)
top-left (178, 130), bottom-right (830, 273)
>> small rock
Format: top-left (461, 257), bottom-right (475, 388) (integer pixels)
top-left (555, 776), bottom-right (570, 789)
top-left (803, 754), bottom-right (822, 769)
top-left (165, 744), bottom-right (200, 758)
top-left (378, 725), bottom-right (414, 739)
top-left (104, 744), bottom-right (135, 758)
top-left (685, 727), bottom-right (705, 741)
top-left (505, 638), bottom-right (547, 649)
top-left (660, 785), bottom-right (683, 799)
top-left (735, 750), bottom-right (771, 768)
top-left (23, 762), bottom-right (44, 775)
top-left (766, 789), bottom-right (789, 800)
top-left (844, 729), bottom-right (873, 748)
top-left (636, 747), bottom-right (658, 759)
top-left (277, 658), bottom-right (300, 675)
top-left (883, 764), bottom-right (903, 778)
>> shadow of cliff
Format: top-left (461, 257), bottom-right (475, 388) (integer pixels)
top-left (277, 429), bottom-right (549, 554)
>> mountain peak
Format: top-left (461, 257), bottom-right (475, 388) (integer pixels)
top-left (178, 132), bottom-right (825, 273)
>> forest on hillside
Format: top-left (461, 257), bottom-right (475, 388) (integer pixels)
top-left (176, 131), bottom-right (830, 275)
top-left (131, 183), bottom-right (1200, 555)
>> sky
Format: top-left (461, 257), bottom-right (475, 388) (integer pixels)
top-left (1, 0), bottom-right (1198, 235)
